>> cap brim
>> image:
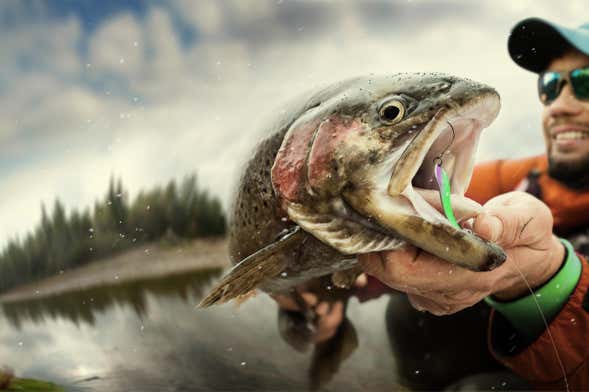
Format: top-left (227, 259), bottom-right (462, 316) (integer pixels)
top-left (508, 17), bottom-right (586, 73)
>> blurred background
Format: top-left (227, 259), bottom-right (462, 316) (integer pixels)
top-left (2, 0), bottom-right (587, 247)
top-left (0, 1), bottom-right (586, 390)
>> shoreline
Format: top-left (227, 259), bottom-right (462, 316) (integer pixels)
top-left (0, 237), bottom-right (230, 304)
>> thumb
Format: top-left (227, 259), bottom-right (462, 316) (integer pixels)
top-left (472, 192), bottom-right (552, 247)
top-left (473, 212), bottom-right (504, 243)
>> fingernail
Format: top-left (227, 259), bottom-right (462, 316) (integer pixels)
top-left (484, 214), bottom-right (503, 242)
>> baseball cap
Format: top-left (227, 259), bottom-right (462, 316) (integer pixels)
top-left (508, 17), bottom-right (589, 73)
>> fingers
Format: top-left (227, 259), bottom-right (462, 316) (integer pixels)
top-left (359, 246), bottom-right (479, 294)
top-left (407, 293), bottom-right (466, 316)
top-left (474, 191), bottom-right (553, 247)
top-left (358, 247), bottom-right (497, 314)
top-left (417, 190), bottom-right (483, 222)
top-left (354, 273), bottom-right (368, 288)
top-left (314, 301), bottom-right (344, 343)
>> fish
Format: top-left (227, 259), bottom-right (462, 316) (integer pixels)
top-left (199, 73), bottom-right (505, 309)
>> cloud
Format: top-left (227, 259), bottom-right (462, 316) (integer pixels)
top-left (0, 0), bottom-right (585, 246)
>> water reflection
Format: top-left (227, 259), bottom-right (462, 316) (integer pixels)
top-left (1, 269), bottom-right (222, 329)
top-left (0, 268), bottom-right (401, 391)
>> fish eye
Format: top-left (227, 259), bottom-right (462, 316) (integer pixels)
top-left (378, 100), bottom-right (405, 124)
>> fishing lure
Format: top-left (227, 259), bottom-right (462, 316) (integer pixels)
top-left (434, 159), bottom-right (460, 229)
top-left (434, 121), bottom-right (460, 230)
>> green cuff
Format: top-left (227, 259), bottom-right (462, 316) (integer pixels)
top-left (485, 238), bottom-right (582, 340)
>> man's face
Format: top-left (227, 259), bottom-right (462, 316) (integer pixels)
top-left (542, 50), bottom-right (589, 186)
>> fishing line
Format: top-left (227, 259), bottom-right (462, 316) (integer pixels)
top-left (509, 263), bottom-right (570, 391)
top-left (432, 121), bottom-right (569, 389)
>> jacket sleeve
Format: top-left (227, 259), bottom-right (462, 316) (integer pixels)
top-left (466, 157), bottom-right (541, 204)
top-left (488, 255), bottom-right (589, 390)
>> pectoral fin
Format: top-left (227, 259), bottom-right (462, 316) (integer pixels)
top-left (199, 226), bottom-right (305, 307)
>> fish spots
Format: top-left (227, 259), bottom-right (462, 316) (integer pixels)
top-left (368, 149), bottom-right (380, 165)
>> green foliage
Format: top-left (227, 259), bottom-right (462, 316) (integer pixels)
top-left (0, 174), bottom-right (226, 293)
top-left (3, 377), bottom-right (64, 391)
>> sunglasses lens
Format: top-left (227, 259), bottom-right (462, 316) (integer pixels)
top-left (571, 67), bottom-right (589, 100)
top-left (538, 72), bottom-right (561, 103)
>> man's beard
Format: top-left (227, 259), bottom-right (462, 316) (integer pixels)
top-left (548, 154), bottom-right (589, 189)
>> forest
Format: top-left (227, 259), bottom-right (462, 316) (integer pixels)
top-left (0, 174), bottom-right (226, 292)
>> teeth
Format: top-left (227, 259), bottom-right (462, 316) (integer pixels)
top-left (555, 131), bottom-right (589, 140)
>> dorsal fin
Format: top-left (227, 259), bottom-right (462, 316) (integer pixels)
top-left (198, 226), bottom-right (305, 307)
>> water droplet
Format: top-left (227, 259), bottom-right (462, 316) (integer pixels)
top-left (571, 318), bottom-right (576, 324)
top-left (280, 272), bottom-right (288, 278)
top-left (414, 369), bottom-right (421, 375)
top-left (88, 228), bottom-right (94, 233)
top-left (500, 381), bottom-right (507, 387)
top-left (556, 284), bottom-right (561, 289)
top-left (145, 249), bottom-right (150, 255)
top-left (535, 293), bottom-right (542, 297)
top-left (240, 361), bottom-right (247, 366)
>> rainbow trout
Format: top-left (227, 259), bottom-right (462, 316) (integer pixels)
top-left (200, 73), bottom-right (505, 307)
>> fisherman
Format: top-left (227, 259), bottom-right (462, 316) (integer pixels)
top-left (358, 17), bottom-right (589, 390)
top-left (274, 17), bottom-right (589, 390)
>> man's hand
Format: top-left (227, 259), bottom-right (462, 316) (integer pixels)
top-left (271, 274), bottom-right (367, 343)
top-left (358, 191), bottom-right (565, 315)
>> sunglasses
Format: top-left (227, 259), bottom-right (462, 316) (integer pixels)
top-left (538, 66), bottom-right (589, 104)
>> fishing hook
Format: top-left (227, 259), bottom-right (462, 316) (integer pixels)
top-left (433, 120), bottom-right (456, 166)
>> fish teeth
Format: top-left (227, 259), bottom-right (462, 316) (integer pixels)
top-left (555, 131), bottom-right (589, 140)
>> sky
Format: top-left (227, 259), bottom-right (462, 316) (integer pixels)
top-left (1, 0), bottom-right (588, 247)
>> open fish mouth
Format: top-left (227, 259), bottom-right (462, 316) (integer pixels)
top-left (391, 102), bottom-right (495, 226)
top-left (340, 93), bottom-right (506, 271)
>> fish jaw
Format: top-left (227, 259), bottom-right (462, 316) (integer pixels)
top-left (344, 92), bottom-right (506, 271)
top-left (344, 189), bottom-right (505, 271)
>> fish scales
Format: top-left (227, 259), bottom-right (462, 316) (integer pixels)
top-left (201, 73), bottom-right (506, 307)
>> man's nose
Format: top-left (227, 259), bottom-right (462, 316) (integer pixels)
top-left (547, 83), bottom-right (583, 116)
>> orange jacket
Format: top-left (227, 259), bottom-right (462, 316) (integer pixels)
top-left (467, 155), bottom-right (589, 390)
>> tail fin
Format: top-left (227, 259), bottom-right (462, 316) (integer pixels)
top-left (198, 226), bottom-right (304, 307)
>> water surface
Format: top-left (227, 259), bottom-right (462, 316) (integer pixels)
top-left (0, 268), bottom-right (402, 391)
